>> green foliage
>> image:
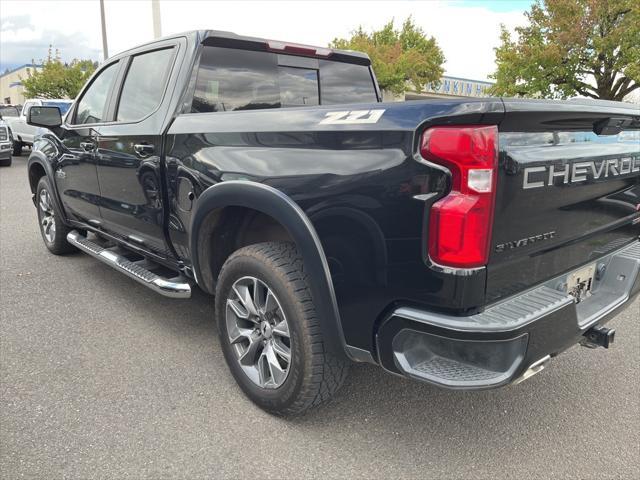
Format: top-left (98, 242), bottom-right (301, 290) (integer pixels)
top-left (22, 47), bottom-right (97, 100)
top-left (331, 18), bottom-right (445, 95)
top-left (490, 0), bottom-right (639, 100)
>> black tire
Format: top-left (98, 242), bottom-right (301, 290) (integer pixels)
top-left (12, 141), bottom-right (22, 156)
top-left (0, 157), bottom-right (10, 167)
top-left (36, 177), bottom-right (76, 255)
top-left (215, 241), bottom-right (349, 416)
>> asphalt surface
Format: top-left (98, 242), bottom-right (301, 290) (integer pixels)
top-left (1, 153), bottom-right (639, 479)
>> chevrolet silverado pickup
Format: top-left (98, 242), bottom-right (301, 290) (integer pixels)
top-left (26, 30), bottom-right (640, 415)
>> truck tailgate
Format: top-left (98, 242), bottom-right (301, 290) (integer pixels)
top-left (487, 99), bottom-right (640, 302)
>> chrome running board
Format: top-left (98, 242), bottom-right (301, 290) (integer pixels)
top-left (67, 230), bottom-right (191, 299)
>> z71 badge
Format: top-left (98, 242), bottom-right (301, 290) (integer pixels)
top-left (319, 109), bottom-right (385, 125)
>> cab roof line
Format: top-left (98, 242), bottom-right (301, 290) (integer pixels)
top-left (201, 29), bottom-right (371, 66)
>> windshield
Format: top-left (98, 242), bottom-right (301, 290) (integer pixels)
top-left (43, 101), bottom-right (72, 115)
top-left (0, 106), bottom-right (20, 117)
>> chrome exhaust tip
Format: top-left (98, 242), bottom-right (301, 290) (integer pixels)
top-left (512, 355), bottom-right (551, 385)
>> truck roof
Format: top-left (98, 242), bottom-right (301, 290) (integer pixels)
top-left (114, 29), bottom-right (371, 66)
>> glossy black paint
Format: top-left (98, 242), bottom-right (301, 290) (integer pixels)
top-left (27, 30), bottom-right (640, 365)
top-left (164, 100), bottom-right (506, 355)
top-left (488, 109), bottom-right (640, 302)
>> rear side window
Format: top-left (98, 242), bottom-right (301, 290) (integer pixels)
top-left (117, 48), bottom-right (174, 122)
top-left (75, 61), bottom-right (119, 124)
top-left (192, 46), bottom-right (376, 113)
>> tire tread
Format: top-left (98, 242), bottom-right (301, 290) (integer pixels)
top-left (217, 241), bottom-right (348, 415)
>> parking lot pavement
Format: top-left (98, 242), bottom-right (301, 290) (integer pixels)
top-left (1, 153), bottom-right (639, 479)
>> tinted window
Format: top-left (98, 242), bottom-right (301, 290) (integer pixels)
top-left (75, 62), bottom-right (119, 124)
top-left (319, 60), bottom-right (378, 104)
top-left (192, 47), bottom-right (376, 113)
top-left (278, 67), bottom-right (319, 106)
top-left (117, 48), bottom-right (174, 122)
top-left (193, 48), bottom-right (280, 112)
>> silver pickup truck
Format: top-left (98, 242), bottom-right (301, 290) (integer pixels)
top-left (6, 99), bottom-right (72, 155)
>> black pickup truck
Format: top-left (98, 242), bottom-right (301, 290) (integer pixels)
top-left (26, 30), bottom-right (640, 415)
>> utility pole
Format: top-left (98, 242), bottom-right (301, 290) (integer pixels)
top-left (99, 0), bottom-right (108, 60)
top-left (152, 0), bottom-right (162, 39)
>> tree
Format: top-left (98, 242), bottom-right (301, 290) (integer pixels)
top-left (490, 0), bottom-right (639, 100)
top-left (331, 18), bottom-right (445, 95)
top-left (22, 47), bottom-right (97, 100)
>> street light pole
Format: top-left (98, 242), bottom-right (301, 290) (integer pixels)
top-left (99, 0), bottom-right (109, 60)
top-left (152, 0), bottom-right (162, 39)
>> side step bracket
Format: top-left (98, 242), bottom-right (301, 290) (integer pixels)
top-left (67, 230), bottom-right (191, 299)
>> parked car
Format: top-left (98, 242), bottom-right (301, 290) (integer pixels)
top-left (0, 117), bottom-right (13, 166)
top-left (7, 99), bottom-right (72, 155)
top-left (25, 30), bottom-right (640, 415)
top-left (0, 104), bottom-right (21, 119)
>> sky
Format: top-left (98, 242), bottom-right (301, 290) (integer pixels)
top-left (0, 0), bottom-right (532, 82)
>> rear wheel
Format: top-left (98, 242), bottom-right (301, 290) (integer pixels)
top-left (0, 157), bottom-right (10, 167)
top-left (12, 140), bottom-right (22, 156)
top-left (215, 242), bottom-right (349, 416)
top-left (36, 177), bottom-right (76, 255)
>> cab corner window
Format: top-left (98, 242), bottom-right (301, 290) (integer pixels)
top-left (74, 61), bottom-right (119, 125)
top-left (116, 48), bottom-right (175, 122)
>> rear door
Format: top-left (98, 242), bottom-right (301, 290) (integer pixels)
top-left (93, 41), bottom-right (179, 256)
top-left (487, 100), bottom-right (640, 301)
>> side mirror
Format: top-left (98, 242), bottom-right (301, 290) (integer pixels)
top-left (27, 106), bottom-right (63, 129)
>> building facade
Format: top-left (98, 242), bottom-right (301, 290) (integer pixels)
top-left (383, 75), bottom-right (495, 102)
top-left (0, 64), bottom-right (42, 105)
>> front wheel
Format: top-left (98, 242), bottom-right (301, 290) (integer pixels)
top-left (215, 242), bottom-right (349, 416)
top-left (36, 177), bottom-right (76, 255)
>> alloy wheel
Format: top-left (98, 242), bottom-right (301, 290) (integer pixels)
top-left (39, 188), bottom-right (56, 243)
top-left (225, 276), bottom-right (291, 389)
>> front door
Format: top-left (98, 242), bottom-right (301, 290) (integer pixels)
top-left (56, 60), bottom-right (121, 225)
top-left (93, 46), bottom-right (177, 256)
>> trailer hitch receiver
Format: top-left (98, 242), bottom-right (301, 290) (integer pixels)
top-left (580, 325), bottom-right (615, 349)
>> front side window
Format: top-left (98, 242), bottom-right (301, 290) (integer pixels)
top-left (117, 48), bottom-right (174, 122)
top-left (74, 61), bottom-right (119, 124)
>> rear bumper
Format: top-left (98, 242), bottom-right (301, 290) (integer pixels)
top-left (376, 240), bottom-right (640, 389)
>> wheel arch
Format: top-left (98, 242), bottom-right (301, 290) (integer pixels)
top-left (27, 153), bottom-right (70, 224)
top-left (190, 181), bottom-right (350, 361)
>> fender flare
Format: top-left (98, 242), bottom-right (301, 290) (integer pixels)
top-left (189, 181), bottom-right (350, 361)
top-left (27, 152), bottom-right (68, 224)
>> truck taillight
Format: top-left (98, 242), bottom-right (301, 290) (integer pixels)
top-left (420, 125), bottom-right (498, 269)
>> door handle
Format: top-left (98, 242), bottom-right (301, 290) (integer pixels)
top-left (80, 141), bottom-right (95, 152)
top-left (134, 143), bottom-right (155, 158)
